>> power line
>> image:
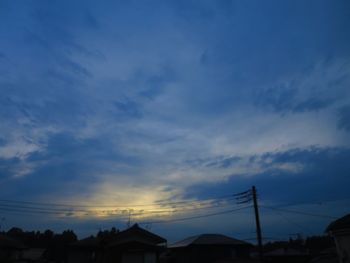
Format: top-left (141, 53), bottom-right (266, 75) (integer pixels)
top-left (261, 205), bottom-right (337, 219)
top-left (0, 198), bottom-right (240, 218)
top-left (0, 198), bottom-right (236, 215)
top-left (263, 206), bottom-right (313, 235)
top-left (268, 197), bottom-right (350, 208)
top-left (0, 194), bottom-right (235, 209)
top-left (0, 190), bottom-right (254, 225)
top-left (0, 203), bottom-right (89, 213)
top-left (0, 206), bottom-right (64, 216)
top-left (98, 202), bottom-right (241, 219)
top-left (140, 205), bottom-right (252, 224)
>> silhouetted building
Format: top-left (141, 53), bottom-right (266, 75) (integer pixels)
top-left (165, 233), bottom-right (252, 263)
top-left (68, 224), bottom-right (166, 263)
top-left (105, 224), bottom-right (166, 263)
top-left (21, 248), bottom-right (46, 262)
top-left (309, 247), bottom-right (338, 263)
top-left (69, 236), bottom-right (102, 263)
top-left (326, 213), bottom-right (350, 263)
top-left (0, 234), bottom-right (26, 262)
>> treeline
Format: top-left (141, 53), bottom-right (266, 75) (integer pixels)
top-left (2, 227), bottom-right (334, 254)
top-left (3, 227), bottom-right (77, 247)
top-left (2, 226), bottom-right (122, 247)
top-left (263, 235), bottom-right (334, 253)
top-left (1, 227), bottom-right (122, 263)
top-left (1, 227), bottom-right (77, 262)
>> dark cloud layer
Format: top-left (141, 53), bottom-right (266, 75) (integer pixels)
top-left (186, 147), bottom-right (350, 204)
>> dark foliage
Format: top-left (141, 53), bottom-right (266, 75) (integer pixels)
top-left (263, 235), bottom-right (334, 253)
top-left (3, 227), bottom-right (77, 262)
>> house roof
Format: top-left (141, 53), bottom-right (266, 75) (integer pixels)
top-left (70, 224), bottom-right (166, 249)
top-left (169, 234), bottom-right (250, 248)
top-left (326, 214), bottom-right (350, 232)
top-left (108, 224), bottom-right (166, 247)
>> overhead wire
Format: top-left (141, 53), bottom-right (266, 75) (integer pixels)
top-left (0, 194), bottom-right (242, 219)
top-left (261, 205), bottom-right (337, 219)
top-left (140, 205), bottom-right (252, 224)
top-left (0, 194), bottom-right (235, 209)
top-left (261, 206), bottom-right (313, 235)
top-left (0, 199), bottom-right (235, 212)
top-left (267, 197), bottom-right (350, 209)
top-left (0, 190), bottom-right (254, 234)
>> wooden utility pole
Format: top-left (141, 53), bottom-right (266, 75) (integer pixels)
top-left (252, 186), bottom-right (263, 263)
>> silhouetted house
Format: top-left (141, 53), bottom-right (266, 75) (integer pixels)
top-left (68, 224), bottom-right (166, 263)
top-left (68, 236), bottom-right (102, 263)
top-left (21, 248), bottom-right (46, 262)
top-left (166, 234), bottom-right (252, 263)
top-left (105, 224), bottom-right (166, 263)
top-left (309, 247), bottom-right (338, 263)
top-left (326, 213), bottom-right (350, 263)
top-left (0, 234), bottom-right (26, 262)
top-left (264, 248), bottom-right (310, 263)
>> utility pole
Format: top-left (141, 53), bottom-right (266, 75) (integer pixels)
top-left (234, 186), bottom-right (264, 262)
top-left (252, 186), bottom-right (263, 263)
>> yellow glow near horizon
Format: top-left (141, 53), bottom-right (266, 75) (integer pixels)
top-left (51, 183), bottom-right (229, 222)
top-left (54, 183), bottom-right (183, 220)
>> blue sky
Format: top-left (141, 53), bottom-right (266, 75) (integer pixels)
top-left (0, 0), bottom-right (350, 242)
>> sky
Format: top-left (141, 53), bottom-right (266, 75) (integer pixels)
top-left (0, 0), bottom-right (350, 242)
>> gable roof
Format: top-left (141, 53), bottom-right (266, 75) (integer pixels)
top-left (108, 224), bottom-right (166, 246)
top-left (71, 224), bottom-right (166, 249)
top-left (169, 234), bottom-right (250, 248)
top-left (326, 213), bottom-right (350, 232)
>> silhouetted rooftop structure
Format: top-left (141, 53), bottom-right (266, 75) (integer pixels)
top-left (109, 223), bottom-right (166, 247)
top-left (326, 213), bottom-right (350, 233)
top-left (0, 235), bottom-right (26, 262)
top-left (68, 224), bottom-right (166, 263)
top-left (166, 233), bottom-right (251, 263)
top-left (0, 235), bottom-right (26, 249)
top-left (169, 233), bottom-right (249, 248)
top-left (326, 213), bottom-right (350, 263)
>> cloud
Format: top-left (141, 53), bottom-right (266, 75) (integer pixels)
top-left (337, 105), bottom-right (350, 132)
top-left (254, 59), bottom-right (350, 114)
top-left (185, 147), bottom-right (350, 204)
